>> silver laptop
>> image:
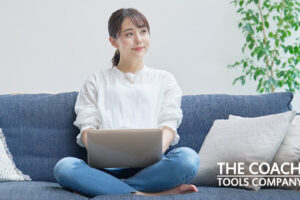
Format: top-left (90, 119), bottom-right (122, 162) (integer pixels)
top-left (86, 128), bottom-right (163, 169)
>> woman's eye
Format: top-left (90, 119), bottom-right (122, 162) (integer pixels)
top-left (141, 30), bottom-right (147, 34)
top-left (126, 32), bottom-right (133, 37)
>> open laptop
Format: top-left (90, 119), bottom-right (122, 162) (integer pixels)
top-left (86, 128), bottom-right (163, 169)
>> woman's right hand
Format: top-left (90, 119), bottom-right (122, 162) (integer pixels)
top-left (81, 128), bottom-right (94, 148)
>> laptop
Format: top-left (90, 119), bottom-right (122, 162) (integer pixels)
top-left (86, 128), bottom-right (163, 169)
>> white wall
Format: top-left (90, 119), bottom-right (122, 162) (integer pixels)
top-left (1, 0), bottom-right (299, 111)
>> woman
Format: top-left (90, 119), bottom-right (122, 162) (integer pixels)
top-left (54, 8), bottom-right (200, 197)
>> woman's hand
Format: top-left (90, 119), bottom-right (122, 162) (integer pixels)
top-left (162, 126), bottom-right (175, 154)
top-left (81, 128), bottom-right (94, 148)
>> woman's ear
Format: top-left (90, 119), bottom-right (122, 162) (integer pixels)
top-left (109, 36), bottom-right (119, 49)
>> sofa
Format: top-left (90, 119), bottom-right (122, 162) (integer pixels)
top-left (1, 91), bottom-right (300, 200)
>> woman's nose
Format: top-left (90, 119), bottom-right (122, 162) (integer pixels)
top-left (135, 34), bottom-right (142, 44)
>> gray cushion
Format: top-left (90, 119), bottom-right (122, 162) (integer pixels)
top-left (191, 110), bottom-right (296, 189)
top-left (0, 181), bottom-right (88, 200)
top-left (229, 114), bottom-right (300, 190)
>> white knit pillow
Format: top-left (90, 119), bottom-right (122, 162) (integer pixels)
top-left (0, 129), bottom-right (31, 181)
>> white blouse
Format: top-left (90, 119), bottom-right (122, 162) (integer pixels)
top-left (73, 65), bottom-right (183, 148)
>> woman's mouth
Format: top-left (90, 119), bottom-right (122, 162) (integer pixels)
top-left (133, 47), bottom-right (144, 51)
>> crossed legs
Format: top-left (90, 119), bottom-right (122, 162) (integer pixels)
top-left (54, 147), bottom-right (200, 197)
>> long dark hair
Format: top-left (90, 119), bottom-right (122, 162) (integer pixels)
top-left (108, 8), bottom-right (150, 67)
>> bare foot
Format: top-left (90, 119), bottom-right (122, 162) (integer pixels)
top-left (133, 184), bottom-right (198, 196)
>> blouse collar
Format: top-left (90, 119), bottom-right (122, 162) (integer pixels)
top-left (113, 65), bottom-right (147, 83)
top-left (113, 65), bottom-right (147, 75)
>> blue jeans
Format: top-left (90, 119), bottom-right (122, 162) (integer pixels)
top-left (54, 147), bottom-right (200, 197)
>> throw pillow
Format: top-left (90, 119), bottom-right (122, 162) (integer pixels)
top-left (190, 110), bottom-right (296, 191)
top-left (0, 128), bottom-right (31, 181)
top-left (229, 114), bottom-right (300, 190)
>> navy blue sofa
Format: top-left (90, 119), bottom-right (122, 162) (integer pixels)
top-left (1, 91), bottom-right (300, 200)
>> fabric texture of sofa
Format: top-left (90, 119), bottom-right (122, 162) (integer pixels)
top-left (0, 91), bottom-right (299, 200)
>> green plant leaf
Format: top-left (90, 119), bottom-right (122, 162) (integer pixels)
top-left (237, 8), bottom-right (243, 13)
top-left (248, 43), bottom-right (254, 49)
top-left (268, 32), bottom-right (274, 38)
top-left (259, 87), bottom-right (264, 93)
top-left (257, 51), bottom-right (264, 60)
top-left (265, 21), bottom-right (269, 28)
top-left (239, 0), bottom-right (244, 7)
top-left (254, 70), bottom-right (262, 81)
top-left (245, 23), bottom-right (254, 33)
top-left (276, 71), bottom-right (285, 78)
top-left (278, 29), bottom-right (287, 38)
top-left (252, 46), bottom-right (262, 56)
top-left (252, 15), bottom-right (259, 23)
top-left (288, 46), bottom-right (294, 54)
top-left (233, 75), bottom-right (246, 85)
top-left (281, 44), bottom-right (287, 53)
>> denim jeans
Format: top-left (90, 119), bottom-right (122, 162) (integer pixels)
top-left (54, 147), bottom-right (200, 197)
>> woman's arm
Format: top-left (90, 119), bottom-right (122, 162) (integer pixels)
top-left (73, 73), bottom-right (100, 148)
top-left (158, 71), bottom-right (183, 148)
top-left (162, 126), bottom-right (176, 154)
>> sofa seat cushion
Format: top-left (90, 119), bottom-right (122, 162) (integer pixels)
top-left (0, 181), bottom-right (88, 200)
top-left (90, 186), bottom-right (300, 200)
top-left (1, 182), bottom-right (300, 200)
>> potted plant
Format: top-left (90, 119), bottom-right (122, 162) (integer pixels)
top-left (228, 0), bottom-right (300, 93)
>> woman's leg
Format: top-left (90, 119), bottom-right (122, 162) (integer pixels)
top-left (123, 147), bottom-right (200, 193)
top-left (53, 157), bottom-right (137, 197)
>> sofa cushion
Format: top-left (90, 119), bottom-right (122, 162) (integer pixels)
top-left (90, 187), bottom-right (300, 200)
top-left (229, 114), bottom-right (300, 190)
top-left (191, 110), bottom-right (296, 189)
top-left (2, 182), bottom-right (300, 200)
top-left (229, 115), bottom-right (300, 167)
top-left (0, 181), bottom-right (88, 200)
top-left (167, 92), bottom-right (293, 153)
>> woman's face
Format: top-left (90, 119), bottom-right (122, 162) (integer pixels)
top-left (112, 17), bottom-right (150, 59)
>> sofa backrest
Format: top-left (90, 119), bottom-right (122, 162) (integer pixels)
top-left (0, 92), bottom-right (293, 182)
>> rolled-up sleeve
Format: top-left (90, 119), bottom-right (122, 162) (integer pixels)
top-left (158, 72), bottom-right (183, 146)
top-left (73, 74), bottom-right (101, 147)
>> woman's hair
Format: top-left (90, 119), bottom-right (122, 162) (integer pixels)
top-left (108, 8), bottom-right (150, 67)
